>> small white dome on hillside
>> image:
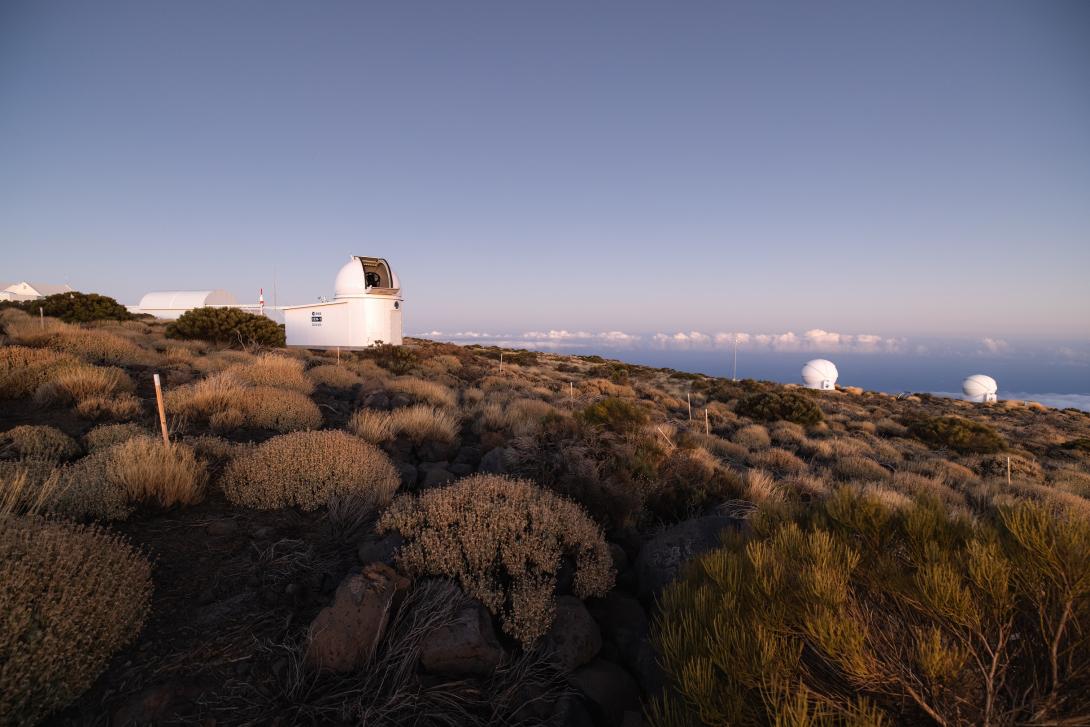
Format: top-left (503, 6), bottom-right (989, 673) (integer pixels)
top-left (962, 374), bottom-right (998, 403)
top-left (802, 359), bottom-right (838, 390)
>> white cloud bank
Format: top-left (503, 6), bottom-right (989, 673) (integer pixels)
top-left (415, 328), bottom-right (904, 353)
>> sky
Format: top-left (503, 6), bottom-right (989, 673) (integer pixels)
top-left (1, 1), bottom-right (1089, 345)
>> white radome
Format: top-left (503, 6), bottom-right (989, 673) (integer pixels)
top-left (962, 374), bottom-right (998, 403)
top-left (801, 359), bottom-right (838, 390)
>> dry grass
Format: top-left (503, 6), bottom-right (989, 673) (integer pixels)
top-left (5, 317), bottom-right (153, 365)
top-left (348, 408), bottom-right (393, 444)
top-left (379, 474), bottom-right (615, 644)
top-left (832, 455), bottom-right (891, 481)
top-left (0, 465), bottom-right (64, 518)
top-left (74, 393), bottom-right (143, 421)
top-left (387, 405), bottom-right (460, 444)
top-left (83, 423), bottom-right (148, 451)
top-left (33, 365), bottom-right (134, 406)
top-left (230, 353), bottom-right (314, 394)
top-left (306, 364), bottom-right (363, 389)
top-left (0, 346), bottom-right (83, 398)
top-left (733, 424), bottom-right (771, 450)
top-left (0, 515), bottom-right (152, 725)
top-left (221, 430), bottom-right (400, 511)
top-left (107, 436), bottom-right (208, 507)
top-left (745, 468), bottom-right (782, 503)
top-left (164, 372), bottom-right (321, 432)
top-left (749, 447), bottom-right (809, 476)
top-left (388, 377), bottom-right (457, 408)
top-left (1, 425), bottom-right (80, 461)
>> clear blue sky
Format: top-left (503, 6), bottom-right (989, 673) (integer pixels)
top-left (1, 1), bottom-right (1088, 339)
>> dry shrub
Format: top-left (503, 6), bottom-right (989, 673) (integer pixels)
top-left (84, 423), bottom-right (148, 451)
top-left (749, 447), bottom-right (809, 477)
top-left (770, 421), bottom-right (807, 447)
top-left (165, 372), bottom-right (321, 432)
top-left (582, 378), bottom-right (637, 399)
top-left (477, 397), bottom-right (557, 437)
top-left (969, 453), bottom-right (1043, 482)
top-left (244, 387), bottom-right (322, 431)
top-left (388, 405), bottom-right (460, 444)
top-left (745, 468), bottom-right (781, 503)
top-left (349, 408), bottom-right (393, 444)
top-left (230, 353), bottom-right (314, 393)
top-left (0, 515), bottom-right (152, 725)
top-left (222, 430), bottom-right (399, 511)
top-left (0, 464), bottom-right (63, 518)
top-left (5, 317), bottom-right (152, 365)
top-left (388, 377), bottom-right (457, 408)
top-left (0, 346), bottom-right (82, 398)
top-left (1052, 469), bottom-right (1090, 499)
top-left (733, 424), bottom-right (771, 450)
top-left (1, 425), bottom-right (80, 461)
top-left (74, 393), bottom-right (143, 421)
top-left (306, 364), bottom-right (363, 389)
top-left (378, 474), bottom-right (614, 645)
top-left (832, 455), bottom-right (890, 481)
top-left (107, 436), bottom-right (208, 507)
top-left (846, 419), bottom-right (877, 434)
top-left (876, 417), bottom-right (909, 437)
top-left (645, 447), bottom-right (745, 523)
top-left (688, 434), bottom-right (748, 465)
top-left (34, 365), bottom-right (134, 406)
top-left (462, 387), bottom-right (484, 405)
top-left (890, 470), bottom-right (966, 507)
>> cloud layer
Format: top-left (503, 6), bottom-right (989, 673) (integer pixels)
top-left (417, 328), bottom-right (905, 353)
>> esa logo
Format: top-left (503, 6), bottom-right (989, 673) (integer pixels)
top-left (310, 312), bottom-right (323, 325)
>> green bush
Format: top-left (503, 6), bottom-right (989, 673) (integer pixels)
top-left (9, 292), bottom-right (134, 323)
top-left (907, 415), bottom-right (1006, 454)
top-left (364, 343), bottom-right (417, 374)
top-left (735, 390), bottom-right (824, 426)
top-left (165, 307), bottom-right (285, 347)
top-left (577, 396), bottom-right (649, 433)
top-left (650, 491), bottom-right (1090, 726)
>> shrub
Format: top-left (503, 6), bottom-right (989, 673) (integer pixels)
top-left (229, 353), bottom-right (313, 393)
top-left (83, 423), bottom-right (148, 452)
top-left (1, 425), bottom-right (80, 461)
top-left (650, 493), bottom-right (1090, 727)
top-left (577, 397), bottom-right (649, 433)
top-left (166, 307), bottom-right (285, 347)
top-left (14, 291), bottom-right (133, 323)
top-left (646, 448), bottom-right (744, 522)
top-left (387, 404), bottom-right (460, 444)
top-left (349, 408), bottom-right (393, 444)
top-left (0, 515), bottom-right (151, 724)
top-left (388, 377), bottom-right (457, 408)
top-left (306, 363), bottom-right (363, 389)
top-left (749, 447), bottom-right (809, 477)
top-left (33, 365), bottom-right (134, 406)
top-left (732, 423), bottom-right (771, 449)
top-left (970, 453), bottom-right (1043, 482)
top-left (365, 343), bottom-right (417, 374)
top-left (106, 437), bottom-right (208, 507)
top-left (221, 430), bottom-right (399, 511)
top-left (378, 475), bottom-right (615, 644)
top-left (164, 373), bottom-right (321, 432)
top-left (735, 390), bottom-right (825, 426)
top-left (906, 415), bottom-right (1007, 454)
top-left (0, 346), bottom-right (81, 398)
top-left (832, 455), bottom-right (891, 481)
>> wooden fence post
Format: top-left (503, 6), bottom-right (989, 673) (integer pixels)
top-left (153, 374), bottom-right (170, 446)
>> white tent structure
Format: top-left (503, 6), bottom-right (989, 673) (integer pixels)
top-left (801, 359), bottom-right (838, 390)
top-left (962, 374), bottom-right (998, 403)
top-left (284, 256), bottom-right (403, 350)
top-left (1, 281), bottom-right (75, 301)
top-left (133, 290), bottom-right (239, 319)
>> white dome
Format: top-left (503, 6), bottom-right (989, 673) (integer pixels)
top-left (962, 374), bottom-right (998, 402)
top-left (334, 259), bottom-right (368, 297)
top-left (333, 256), bottom-right (399, 299)
top-left (801, 359), bottom-right (838, 390)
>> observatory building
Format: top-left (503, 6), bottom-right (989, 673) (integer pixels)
top-left (801, 359), bottom-right (838, 390)
top-left (962, 374), bottom-right (998, 403)
top-left (133, 290), bottom-right (239, 319)
top-left (284, 256), bottom-right (403, 350)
